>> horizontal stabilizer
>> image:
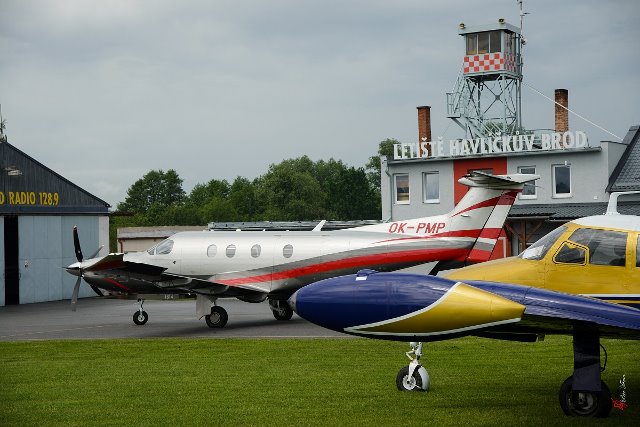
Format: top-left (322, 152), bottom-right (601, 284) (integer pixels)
top-left (459, 171), bottom-right (539, 190)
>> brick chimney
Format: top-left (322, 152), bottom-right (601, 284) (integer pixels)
top-left (554, 89), bottom-right (569, 133)
top-left (417, 106), bottom-right (431, 156)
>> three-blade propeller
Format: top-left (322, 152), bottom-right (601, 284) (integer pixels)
top-left (70, 226), bottom-right (104, 311)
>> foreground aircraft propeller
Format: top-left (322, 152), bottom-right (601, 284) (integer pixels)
top-left (67, 226), bottom-right (104, 311)
top-left (290, 270), bottom-right (640, 418)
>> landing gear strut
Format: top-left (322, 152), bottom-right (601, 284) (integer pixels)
top-left (133, 298), bottom-right (148, 325)
top-left (558, 323), bottom-right (612, 417)
top-left (396, 342), bottom-right (429, 392)
top-left (269, 299), bottom-right (293, 321)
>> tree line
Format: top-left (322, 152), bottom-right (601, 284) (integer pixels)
top-left (112, 139), bottom-right (396, 234)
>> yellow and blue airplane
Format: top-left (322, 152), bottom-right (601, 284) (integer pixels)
top-left (290, 191), bottom-right (640, 418)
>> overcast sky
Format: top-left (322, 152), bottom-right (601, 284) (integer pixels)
top-left (1, 0), bottom-right (638, 207)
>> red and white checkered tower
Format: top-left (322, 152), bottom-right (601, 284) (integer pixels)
top-left (446, 20), bottom-right (523, 139)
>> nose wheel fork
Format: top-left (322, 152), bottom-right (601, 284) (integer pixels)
top-left (396, 342), bottom-right (430, 392)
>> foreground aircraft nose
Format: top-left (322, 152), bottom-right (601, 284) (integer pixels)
top-left (65, 262), bottom-right (82, 277)
top-left (292, 270), bottom-right (525, 341)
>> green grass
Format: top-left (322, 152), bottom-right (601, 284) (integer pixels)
top-left (0, 336), bottom-right (638, 426)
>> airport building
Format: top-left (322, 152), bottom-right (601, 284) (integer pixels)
top-left (382, 20), bottom-right (640, 258)
top-left (0, 138), bottom-right (110, 306)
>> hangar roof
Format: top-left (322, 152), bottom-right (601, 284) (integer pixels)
top-left (0, 140), bottom-right (110, 215)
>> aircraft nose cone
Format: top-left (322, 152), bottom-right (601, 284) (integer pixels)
top-left (65, 262), bottom-right (82, 277)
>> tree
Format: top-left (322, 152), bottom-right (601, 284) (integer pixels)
top-left (365, 138), bottom-right (397, 190)
top-left (258, 156), bottom-right (328, 220)
top-left (117, 169), bottom-right (186, 213)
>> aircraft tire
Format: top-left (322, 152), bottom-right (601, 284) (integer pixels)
top-left (396, 366), bottom-right (426, 392)
top-left (205, 306), bottom-right (228, 328)
top-left (133, 310), bottom-right (148, 325)
top-left (272, 303), bottom-right (293, 321)
top-left (558, 376), bottom-right (612, 418)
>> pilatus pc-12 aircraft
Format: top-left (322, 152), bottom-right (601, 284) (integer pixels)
top-left (66, 171), bottom-right (537, 329)
top-left (290, 191), bottom-right (640, 418)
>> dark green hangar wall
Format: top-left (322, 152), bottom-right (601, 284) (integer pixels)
top-left (0, 141), bottom-right (109, 215)
top-left (1, 140), bottom-right (110, 306)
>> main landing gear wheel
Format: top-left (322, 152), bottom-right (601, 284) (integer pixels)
top-left (133, 311), bottom-right (148, 325)
top-left (558, 376), bottom-right (612, 418)
top-left (272, 303), bottom-right (293, 321)
top-left (205, 306), bottom-right (228, 328)
top-left (396, 366), bottom-right (428, 392)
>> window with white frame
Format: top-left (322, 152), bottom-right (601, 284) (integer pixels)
top-left (394, 174), bottom-right (410, 204)
top-left (553, 164), bottom-right (572, 198)
top-left (518, 166), bottom-right (537, 199)
top-left (422, 172), bottom-right (439, 203)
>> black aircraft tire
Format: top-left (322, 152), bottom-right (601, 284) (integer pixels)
top-left (558, 376), bottom-right (612, 418)
top-left (272, 303), bottom-right (293, 321)
top-left (133, 310), bottom-right (148, 325)
top-left (205, 306), bottom-right (228, 328)
top-left (396, 366), bottom-right (425, 392)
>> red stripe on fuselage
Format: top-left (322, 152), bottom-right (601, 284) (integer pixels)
top-left (103, 278), bottom-right (132, 292)
top-left (215, 247), bottom-right (469, 286)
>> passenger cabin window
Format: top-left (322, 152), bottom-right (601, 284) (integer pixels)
top-left (520, 226), bottom-right (566, 260)
top-left (148, 239), bottom-right (174, 255)
top-left (251, 244), bottom-right (261, 258)
top-left (283, 244), bottom-right (293, 258)
top-left (207, 244), bottom-right (217, 257)
top-left (226, 244), bottom-right (236, 258)
top-left (564, 228), bottom-right (627, 267)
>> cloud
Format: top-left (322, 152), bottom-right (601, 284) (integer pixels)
top-left (1, 0), bottom-right (638, 206)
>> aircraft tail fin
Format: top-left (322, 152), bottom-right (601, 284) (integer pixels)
top-left (454, 172), bottom-right (538, 264)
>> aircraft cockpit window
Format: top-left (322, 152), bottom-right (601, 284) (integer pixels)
top-left (554, 242), bottom-right (586, 265)
top-left (566, 228), bottom-right (627, 267)
top-left (226, 244), bottom-right (236, 258)
top-left (520, 226), bottom-right (567, 260)
top-left (207, 244), bottom-right (217, 257)
top-left (251, 244), bottom-right (261, 258)
top-left (155, 239), bottom-right (174, 255)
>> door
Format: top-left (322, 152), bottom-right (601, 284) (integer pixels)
top-left (4, 216), bottom-right (19, 305)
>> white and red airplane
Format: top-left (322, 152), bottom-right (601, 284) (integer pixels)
top-left (66, 171), bottom-right (538, 328)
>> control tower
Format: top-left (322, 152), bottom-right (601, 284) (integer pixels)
top-left (446, 19), bottom-right (523, 139)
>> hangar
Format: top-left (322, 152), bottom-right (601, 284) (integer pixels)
top-left (0, 138), bottom-right (110, 306)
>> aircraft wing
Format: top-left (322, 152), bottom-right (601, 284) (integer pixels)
top-left (77, 254), bottom-right (267, 296)
top-left (289, 271), bottom-right (640, 341)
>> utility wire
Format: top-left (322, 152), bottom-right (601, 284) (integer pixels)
top-left (522, 81), bottom-right (622, 141)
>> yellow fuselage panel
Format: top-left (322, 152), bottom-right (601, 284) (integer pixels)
top-left (354, 283), bottom-right (525, 335)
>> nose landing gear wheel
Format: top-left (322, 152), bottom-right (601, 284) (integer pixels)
top-left (396, 365), bottom-right (428, 392)
top-left (133, 311), bottom-right (148, 325)
top-left (558, 376), bottom-right (612, 417)
top-left (205, 306), bottom-right (228, 328)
